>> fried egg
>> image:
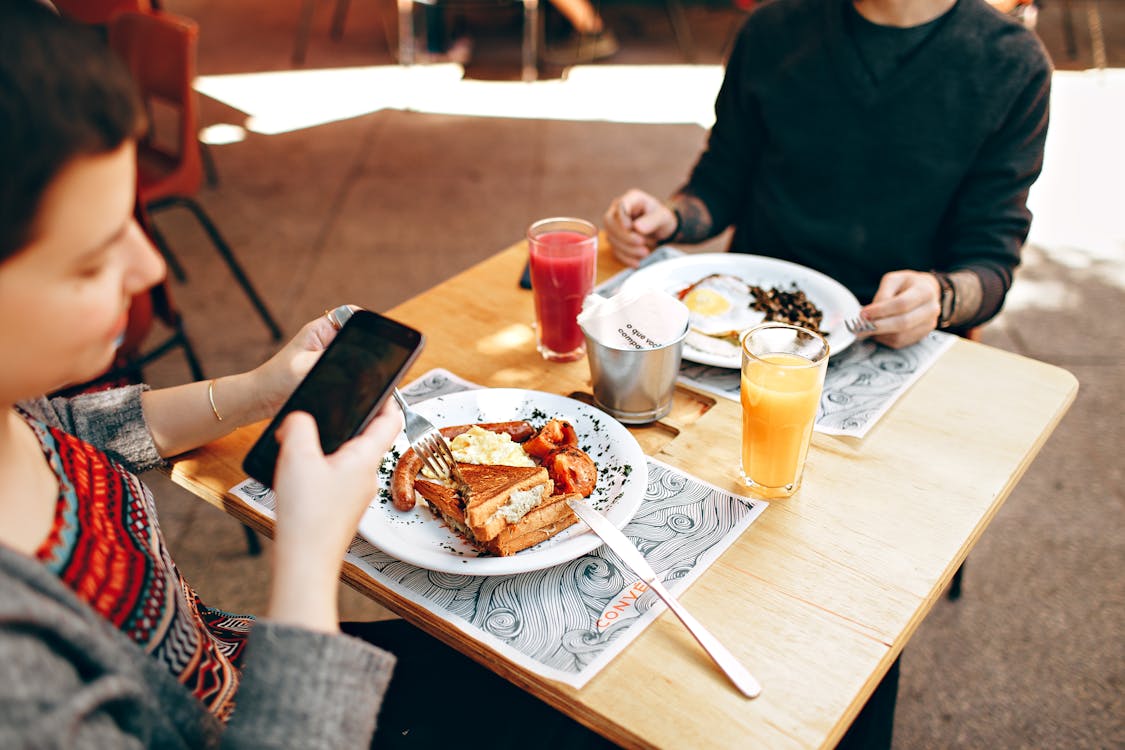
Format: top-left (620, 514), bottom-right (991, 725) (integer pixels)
top-left (679, 274), bottom-right (765, 337)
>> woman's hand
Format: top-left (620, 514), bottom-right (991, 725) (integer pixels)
top-left (859, 270), bottom-right (941, 349)
top-left (246, 312), bottom-right (351, 424)
top-left (603, 189), bottom-right (678, 267)
top-left (142, 311), bottom-right (354, 457)
top-left (266, 405), bottom-right (402, 633)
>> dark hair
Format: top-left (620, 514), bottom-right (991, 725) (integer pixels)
top-left (0, 1), bottom-right (144, 261)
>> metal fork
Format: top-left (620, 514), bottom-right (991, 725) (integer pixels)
top-left (844, 315), bottom-right (877, 335)
top-left (391, 388), bottom-right (455, 480)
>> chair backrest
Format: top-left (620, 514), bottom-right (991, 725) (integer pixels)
top-left (52, 0), bottom-right (151, 26)
top-left (108, 10), bottom-right (204, 200)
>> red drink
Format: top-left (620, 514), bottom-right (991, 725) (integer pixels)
top-left (528, 219), bottom-right (597, 362)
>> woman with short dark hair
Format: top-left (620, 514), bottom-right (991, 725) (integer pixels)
top-left (0, 3), bottom-right (401, 746)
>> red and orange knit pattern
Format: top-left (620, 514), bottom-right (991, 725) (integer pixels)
top-left (32, 420), bottom-right (252, 721)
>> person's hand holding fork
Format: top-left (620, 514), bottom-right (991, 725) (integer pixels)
top-left (857, 270), bottom-right (943, 349)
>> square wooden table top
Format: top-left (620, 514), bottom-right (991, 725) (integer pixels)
top-left (168, 241), bottom-right (1077, 749)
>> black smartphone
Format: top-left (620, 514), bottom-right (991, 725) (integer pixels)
top-left (242, 309), bottom-right (424, 486)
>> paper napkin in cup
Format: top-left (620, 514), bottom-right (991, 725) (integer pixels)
top-left (578, 288), bottom-right (690, 350)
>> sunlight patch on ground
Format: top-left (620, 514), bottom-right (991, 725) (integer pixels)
top-left (199, 123), bottom-right (247, 145)
top-left (194, 63), bottom-right (722, 135)
top-left (193, 62), bottom-right (1124, 294)
top-left (1002, 277), bottom-right (1080, 313)
top-left (1026, 68), bottom-right (1125, 277)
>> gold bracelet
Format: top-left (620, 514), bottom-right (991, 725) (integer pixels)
top-left (207, 378), bottom-right (224, 422)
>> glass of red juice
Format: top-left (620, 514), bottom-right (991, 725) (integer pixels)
top-left (527, 217), bottom-right (598, 362)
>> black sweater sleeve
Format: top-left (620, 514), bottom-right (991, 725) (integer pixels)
top-left (679, 22), bottom-right (760, 238)
top-left (939, 54), bottom-right (1051, 326)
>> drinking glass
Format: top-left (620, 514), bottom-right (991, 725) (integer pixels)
top-left (739, 323), bottom-right (829, 498)
top-left (527, 217), bottom-right (598, 362)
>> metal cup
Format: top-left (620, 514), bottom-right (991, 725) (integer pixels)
top-left (581, 322), bottom-right (689, 424)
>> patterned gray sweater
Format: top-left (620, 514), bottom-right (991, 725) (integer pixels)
top-left (2, 387), bottom-right (396, 748)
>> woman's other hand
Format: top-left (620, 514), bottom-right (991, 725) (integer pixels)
top-left (603, 189), bottom-right (678, 268)
top-left (249, 310), bottom-right (356, 423)
top-left (859, 270), bottom-right (941, 349)
top-left (266, 405), bottom-right (402, 632)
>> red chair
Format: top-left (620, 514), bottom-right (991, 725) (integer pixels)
top-left (108, 10), bottom-right (282, 341)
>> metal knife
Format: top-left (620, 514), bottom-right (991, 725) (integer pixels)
top-left (567, 498), bottom-right (762, 699)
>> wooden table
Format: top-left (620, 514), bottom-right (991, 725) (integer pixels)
top-left (169, 241), bottom-right (1077, 749)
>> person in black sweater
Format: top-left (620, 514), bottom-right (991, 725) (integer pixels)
top-left (604, 0), bottom-right (1051, 348)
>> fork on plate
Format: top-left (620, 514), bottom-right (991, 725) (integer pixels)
top-left (844, 315), bottom-right (877, 335)
top-left (391, 388), bottom-right (455, 480)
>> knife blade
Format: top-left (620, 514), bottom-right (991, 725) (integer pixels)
top-left (567, 498), bottom-right (761, 699)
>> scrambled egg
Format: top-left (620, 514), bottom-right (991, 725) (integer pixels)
top-left (450, 426), bottom-right (535, 468)
top-left (418, 426), bottom-right (535, 482)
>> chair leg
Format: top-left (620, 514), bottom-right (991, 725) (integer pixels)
top-left (398, 0), bottom-right (415, 65)
top-left (175, 328), bottom-right (206, 382)
top-left (154, 196), bottom-right (284, 341)
top-left (200, 141), bottom-right (220, 188)
top-left (293, 0), bottom-right (316, 65)
top-left (665, 0), bottom-right (696, 63)
top-left (1062, 0), bottom-right (1078, 59)
top-left (242, 523), bottom-right (263, 556)
top-left (948, 562), bottom-right (965, 601)
top-left (146, 215), bottom-right (189, 282)
top-left (1088, 0), bottom-right (1108, 70)
top-left (522, 0), bottom-right (539, 82)
top-left (331, 0), bottom-right (350, 40)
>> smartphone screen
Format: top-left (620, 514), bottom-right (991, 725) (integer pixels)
top-left (242, 309), bottom-right (424, 486)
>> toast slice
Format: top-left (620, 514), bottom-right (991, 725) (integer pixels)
top-left (457, 463), bottom-right (553, 542)
top-left (415, 462), bottom-right (568, 555)
top-left (484, 492), bottom-right (581, 556)
top-left (414, 477), bottom-right (470, 538)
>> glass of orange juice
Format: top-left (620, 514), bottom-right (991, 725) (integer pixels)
top-left (739, 323), bottom-right (829, 499)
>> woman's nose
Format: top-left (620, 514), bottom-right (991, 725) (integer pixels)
top-left (125, 218), bottom-right (167, 293)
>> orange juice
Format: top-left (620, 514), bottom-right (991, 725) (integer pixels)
top-left (740, 351), bottom-right (826, 496)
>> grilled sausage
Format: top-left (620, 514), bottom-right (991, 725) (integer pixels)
top-left (439, 421), bottom-right (535, 442)
top-left (390, 447), bottom-right (424, 510)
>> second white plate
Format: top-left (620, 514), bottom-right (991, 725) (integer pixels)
top-left (619, 253), bottom-right (861, 368)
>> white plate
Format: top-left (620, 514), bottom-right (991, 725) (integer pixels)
top-left (619, 253), bottom-right (861, 369)
top-left (359, 389), bottom-right (648, 576)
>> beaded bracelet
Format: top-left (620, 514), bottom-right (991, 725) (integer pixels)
top-left (930, 271), bottom-right (956, 329)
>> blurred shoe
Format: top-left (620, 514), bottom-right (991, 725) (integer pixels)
top-left (543, 28), bottom-right (619, 65)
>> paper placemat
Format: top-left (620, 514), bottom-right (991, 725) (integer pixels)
top-left (679, 332), bottom-right (956, 438)
top-left (596, 247), bottom-right (956, 438)
top-left (230, 370), bottom-right (766, 688)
